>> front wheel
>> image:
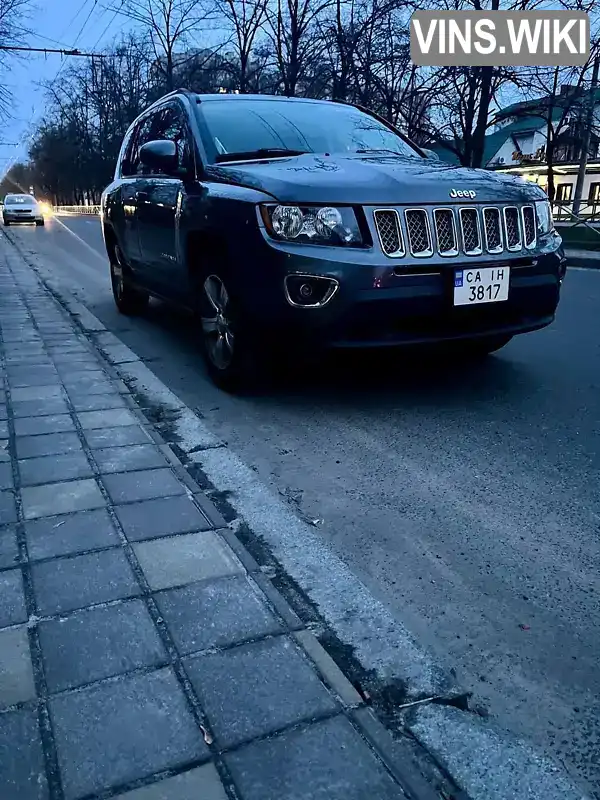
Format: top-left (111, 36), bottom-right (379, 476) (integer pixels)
top-left (3, 219), bottom-right (9, 226)
top-left (36, 220), bottom-right (44, 227)
top-left (198, 273), bottom-right (263, 392)
top-left (110, 248), bottom-right (149, 316)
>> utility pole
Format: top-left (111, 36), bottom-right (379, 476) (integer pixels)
top-left (573, 53), bottom-right (600, 217)
top-left (0, 45), bottom-right (107, 58)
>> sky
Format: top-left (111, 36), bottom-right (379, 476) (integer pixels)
top-left (0, 0), bottom-right (133, 177)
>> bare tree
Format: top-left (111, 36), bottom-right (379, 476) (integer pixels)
top-left (425, 62), bottom-right (517, 166)
top-left (111, 0), bottom-right (214, 91)
top-left (421, 0), bottom-right (558, 167)
top-left (265, 0), bottom-right (335, 96)
top-left (216, 0), bottom-right (268, 92)
top-left (0, 0), bottom-right (30, 119)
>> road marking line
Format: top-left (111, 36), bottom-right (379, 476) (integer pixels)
top-left (51, 214), bottom-right (106, 262)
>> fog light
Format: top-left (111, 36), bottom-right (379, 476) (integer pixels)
top-left (284, 274), bottom-right (339, 307)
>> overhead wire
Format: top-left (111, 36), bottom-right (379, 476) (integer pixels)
top-left (90, 0), bottom-right (125, 51)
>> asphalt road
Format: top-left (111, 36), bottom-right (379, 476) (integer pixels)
top-left (4, 213), bottom-right (600, 796)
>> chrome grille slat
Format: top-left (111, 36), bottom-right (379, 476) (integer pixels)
top-left (483, 207), bottom-right (502, 253)
top-left (433, 208), bottom-right (457, 256)
top-left (373, 204), bottom-right (536, 259)
top-left (521, 205), bottom-right (536, 249)
top-left (459, 208), bottom-right (482, 255)
top-left (373, 209), bottom-right (404, 257)
top-left (504, 206), bottom-right (522, 251)
top-left (404, 209), bottom-right (433, 257)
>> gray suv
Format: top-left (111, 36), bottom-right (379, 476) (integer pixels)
top-left (102, 90), bottom-right (566, 390)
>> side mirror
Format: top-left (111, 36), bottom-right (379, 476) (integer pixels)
top-left (421, 148), bottom-right (440, 160)
top-left (139, 139), bottom-right (178, 174)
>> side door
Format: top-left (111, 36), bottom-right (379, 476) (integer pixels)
top-left (136, 102), bottom-right (194, 300)
top-left (117, 116), bottom-right (154, 271)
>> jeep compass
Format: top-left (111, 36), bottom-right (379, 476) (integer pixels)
top-left (101, 90), bottom-right (565, 390)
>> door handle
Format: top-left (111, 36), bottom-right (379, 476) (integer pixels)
top-left (136, 191), bottom-right (149, 201)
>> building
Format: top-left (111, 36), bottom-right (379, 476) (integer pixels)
top-left (432, 87), bottom-right (600, 216)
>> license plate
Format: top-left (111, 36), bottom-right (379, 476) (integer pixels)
top-left (454, 266), bottom-right (510, 306)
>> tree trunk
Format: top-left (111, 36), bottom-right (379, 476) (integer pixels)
top-left (470, 67), bottom-right (494, 168)
top-left (546, 141), bottom-right (556, 204)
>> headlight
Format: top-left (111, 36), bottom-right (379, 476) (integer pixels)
top-left (535, 200), bottom-right (554, 235)
top-left (262, 204), bottom-right (362, 246)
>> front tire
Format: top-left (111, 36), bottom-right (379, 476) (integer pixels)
top-left (36, 219), bottom-right (44, 227)
top-left (3, 218), bottom-right (9, 226)
top-left (110, 247), bottom-right (149, 316)
top-left (198, 273), bottom-right (262, 392)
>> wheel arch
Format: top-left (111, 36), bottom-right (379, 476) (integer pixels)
top-left (185, 229), bottom-right (232, 290)
top-left (102, 222), bottom-right (119, 260)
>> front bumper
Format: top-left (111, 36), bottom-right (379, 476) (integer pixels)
top-left (237, 230), bottom-right (565, 349)
top-left (3, 211), bottom-right (43, 222)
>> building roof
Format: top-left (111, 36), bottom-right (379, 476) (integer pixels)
top-left (496, 88), bottom-right (600, 121)
top-left (431, 108), bottom-right (565, 166)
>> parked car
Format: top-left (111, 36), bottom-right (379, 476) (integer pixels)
top-left (101, 90), bottom-right (566, 391)
top-left (2, 194), bottom-right (45, 226)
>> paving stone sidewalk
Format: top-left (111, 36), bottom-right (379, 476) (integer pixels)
top-left (0, 245), bottom-right (426, 800)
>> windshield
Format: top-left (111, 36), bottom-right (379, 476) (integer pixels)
top-left (199, 98), bottom-right (421, 162)
top-left (4, 195), bottom-right (36, 205)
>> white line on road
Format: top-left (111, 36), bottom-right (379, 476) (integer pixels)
top-left (50, 214), bottom-right (106, 262)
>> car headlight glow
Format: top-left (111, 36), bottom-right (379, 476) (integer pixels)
top-left (263, 204), bottom-right (362, 246)
top-left (535, 200), bottom-right (554, 235)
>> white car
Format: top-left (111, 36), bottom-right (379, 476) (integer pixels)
top-left (2, 194), bottom-right (45, 226)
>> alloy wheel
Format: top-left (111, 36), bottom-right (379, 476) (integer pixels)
top-left (201, 274), bottom-right (235, 370)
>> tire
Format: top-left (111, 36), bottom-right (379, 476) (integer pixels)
top-left (198, 272), bottom-right (263, 392)
top-left (110, 246), bottom-right (149, 316)
top-left (458, 334), bottom-right (513, 358)
top-left (36, 219), bottom-right (44, 227)
top-left (3, 219), bottom-right (9, 226)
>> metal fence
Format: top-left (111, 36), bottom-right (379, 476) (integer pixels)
top-left (53, 205), bottom-right (101, 215)
top-left (552, 202), bottom-right (600, 223)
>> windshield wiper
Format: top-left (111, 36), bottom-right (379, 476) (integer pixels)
top-left (215, 148), bottom-right (307, 163)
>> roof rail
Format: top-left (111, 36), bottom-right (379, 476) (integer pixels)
top-left (157, 87), bottom-right (193, 100)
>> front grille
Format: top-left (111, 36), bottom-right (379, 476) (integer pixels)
top-left (460, 208), bottom-right (481, 253)
top-left (404, 209), bottom-right (432, 256)
top-left (373, 209), bottom-right (403, 256)
top-left (373, 204), bottom-right (536, 259)
top-left (434, 209), bottom-right (457, 254)
top-left (504, 207), bottom-right (521, 250)
top-left (483, 208), bottom-right (502, 252)
top-left (522, 206), bottom-right (536, 248)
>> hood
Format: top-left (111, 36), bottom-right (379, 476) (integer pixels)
top-left (207, 153), bottom-right (544, 206)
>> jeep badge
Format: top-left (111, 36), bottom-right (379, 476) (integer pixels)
top-left (450, 189), bottom-right (477, 199)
